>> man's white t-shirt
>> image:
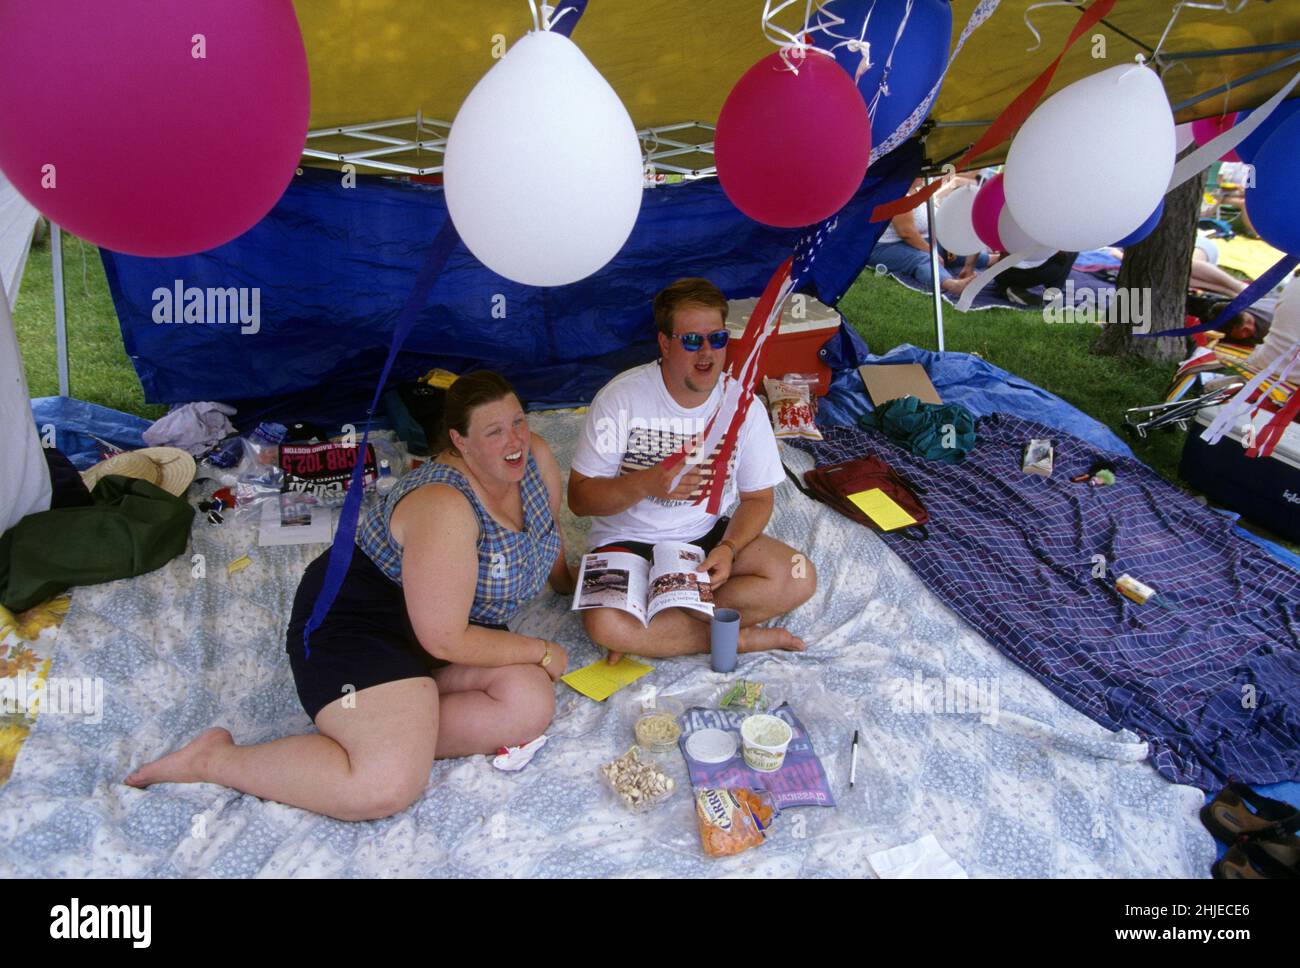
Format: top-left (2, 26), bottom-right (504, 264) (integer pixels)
top-left (571, 362), bottom-right (785, 549)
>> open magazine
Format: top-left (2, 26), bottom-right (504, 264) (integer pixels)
top-left (571, 541), bottom-right (714, 626)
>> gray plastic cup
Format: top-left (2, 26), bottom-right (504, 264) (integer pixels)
top-left (710, 608), bottom-right (741, 673)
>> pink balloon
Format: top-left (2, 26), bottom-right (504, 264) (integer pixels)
top-left (971, 173), bottom-right (1006, 251)
top-left (715, 49), bottom-right (871, 228)
top-left (0, 1), bottom-right (310, 257)
top-left (1191, 113), bottom-right (1241, 163)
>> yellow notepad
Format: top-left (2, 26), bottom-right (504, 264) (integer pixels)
top-left (846, 488), bottom-right (917, 531)
top-left (561, 657), bottom-right (653, 702)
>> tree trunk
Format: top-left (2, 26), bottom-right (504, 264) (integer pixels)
top-left (1092, 170), bottom-right (1205, 363)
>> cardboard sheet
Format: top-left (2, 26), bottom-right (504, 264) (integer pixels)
top-left (858, 363), bottom-right (942, 406)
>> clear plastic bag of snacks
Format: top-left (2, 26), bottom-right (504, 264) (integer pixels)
top-left (762, 375), bottom-right (822, 441)
top-left (695, 787), bottom-right (780, 857)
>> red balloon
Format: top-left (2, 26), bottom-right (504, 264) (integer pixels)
top-left (1191, 113), bottom-right (1241, 163)
top-left (971, 174), bottom-right (1006, 251)
top-left (0, 1), bottom-right (310, 257)
top-left (715, 49), bottom-right (871, 228)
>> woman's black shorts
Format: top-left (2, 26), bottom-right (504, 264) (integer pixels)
top-left (285, 547), bottom-right (504, 721)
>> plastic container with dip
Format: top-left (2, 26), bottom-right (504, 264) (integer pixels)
top-left (632, 697), bottom-right (684, 755)
top-left (740, 714), bottom-right (794, 773)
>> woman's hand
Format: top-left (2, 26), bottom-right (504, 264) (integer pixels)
top-left (539, 640), bottom-right (568, 682)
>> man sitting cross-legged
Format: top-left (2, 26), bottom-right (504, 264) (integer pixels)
top-left (567, 277), bottom-right (816, 664)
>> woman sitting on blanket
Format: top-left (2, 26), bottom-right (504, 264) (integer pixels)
top-left (127, 371), bottom-right (576, 820)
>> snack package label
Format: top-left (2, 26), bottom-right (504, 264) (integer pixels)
top-left (696, 789), bottom-right (737, 832)
top-left (763, 377), bottom-right (823, 441)
top-left (279, 442), bottom-right (377, 497)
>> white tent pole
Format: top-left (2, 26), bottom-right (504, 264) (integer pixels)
top-left (924, 176), bottom-right (945, 353)
top-left (51, 221), bottom-right (69, 397)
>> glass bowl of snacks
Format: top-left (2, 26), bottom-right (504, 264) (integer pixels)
top-left (631, 695), bottom-right (684, 754)
top-left (600, 746), bottom-right (677, 813)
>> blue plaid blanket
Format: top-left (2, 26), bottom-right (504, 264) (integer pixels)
top-left (802, 415), bottom-right (1300, 790)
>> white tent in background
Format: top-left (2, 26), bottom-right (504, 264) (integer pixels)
top-left (0, 166), bottom-right (50, 532)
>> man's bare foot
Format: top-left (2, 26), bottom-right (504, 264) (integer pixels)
top-left (738, 627), bottom-right (806, 654)
top-left (125, 727), bottom-right (233, 788)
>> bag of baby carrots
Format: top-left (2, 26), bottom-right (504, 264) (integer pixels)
top-left (694, 788), bottom-right (778, 858)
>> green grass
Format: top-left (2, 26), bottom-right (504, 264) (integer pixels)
top-left (12, 227), bottom-right (165, 420)
top-left (0, 226), bottom-right (1215, 489)
top-left (839, 271), bottom-right (1188, 484)
top-left (13, 227), bottom-right (1296, 551)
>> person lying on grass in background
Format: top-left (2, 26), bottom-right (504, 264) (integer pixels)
top-left (567, 277), bottom-right (816, 665)
top-left (127, 371), bottom-right (575, 821)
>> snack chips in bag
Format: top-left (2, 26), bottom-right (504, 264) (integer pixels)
top-left (720, 679), bottom-right (767, 711)
top-left (695, 788), bottom-right (778, 857)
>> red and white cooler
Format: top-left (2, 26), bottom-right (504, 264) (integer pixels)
top-left (724, 295), bottom-right (842, 396)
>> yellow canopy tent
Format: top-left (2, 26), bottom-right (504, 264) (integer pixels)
top-left (294, 0), bottom-right (1300, 175)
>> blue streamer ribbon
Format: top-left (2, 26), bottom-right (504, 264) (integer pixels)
top-left (301, 0), bottom-right (589, 656)
top-left (1139, 253), bottom-right (1299, 339)
top-left (301, 222), bottom-right (461, 655)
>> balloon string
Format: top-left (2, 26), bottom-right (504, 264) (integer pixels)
top-left (820, 0), bottom-right (873, 51)
top-left (543, 3), bottom-right (577, 31)
top-left (1152, 0), bottom-right (1249, 71)
top-left (1022, 1), bottom-right (1080, 53)
top-left (1167, 68), bottom-right (1300, 192)
top-left (761, 0), bottom-right (842, 71)
top-left (870, 0), bottom-right (1117, 223)
top-left (866, 0), bottom-right (914, 121)
top-left (810, 0), bottom-right (871, 80)
top-left (872, 0), bottom-right (1002, 163)
top-left (526, 0), bottom-right (578, 32)
top-left (954, 249), bottom-right (1045, 312)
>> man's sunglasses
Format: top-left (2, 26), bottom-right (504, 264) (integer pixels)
top-left (672, 330), bottom-right (730, 352)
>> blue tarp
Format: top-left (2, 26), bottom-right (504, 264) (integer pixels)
top-left (817, 343), bottom-right (1135, 456)
top-left (28, 396), bottom-right (150, 471)
top-left (101, 143), bottom-right (921, 426)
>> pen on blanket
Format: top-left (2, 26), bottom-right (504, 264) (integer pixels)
top-left (849, 729), bottom-right (859, 788)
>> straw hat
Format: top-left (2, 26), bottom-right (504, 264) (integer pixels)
top-left (80, 447), bottom-right (197, 498)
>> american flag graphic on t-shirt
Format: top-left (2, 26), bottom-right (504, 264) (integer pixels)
top-left (620, 428), bottom-right (736, 506)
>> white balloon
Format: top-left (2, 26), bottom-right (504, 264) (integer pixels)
top-left (1004, 64), bottom-right (1175, 252)
top-left (934, 184), bottom-right (984, 257)
top-left (1175, 122), bottom-right (1195, 154)
top-left (996, 206), bottom-right (1053, 263)
top-left (444, 31), bottom-right (644, 287)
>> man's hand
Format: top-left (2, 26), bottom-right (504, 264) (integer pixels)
top-left (605, 648), bottom-right (625, 666)
top-left (644, 456), bottom-right (708, 502)
top-left (698, 543), bottom-right (734, 589)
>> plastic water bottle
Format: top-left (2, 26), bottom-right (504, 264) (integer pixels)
top-left (376, 459), bottom-right (396, 496)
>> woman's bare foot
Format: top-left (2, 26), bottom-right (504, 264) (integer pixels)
top-left (125, 727), bottom-right (234, 788)
top-left (739, 627), bottom-right (806, 653)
